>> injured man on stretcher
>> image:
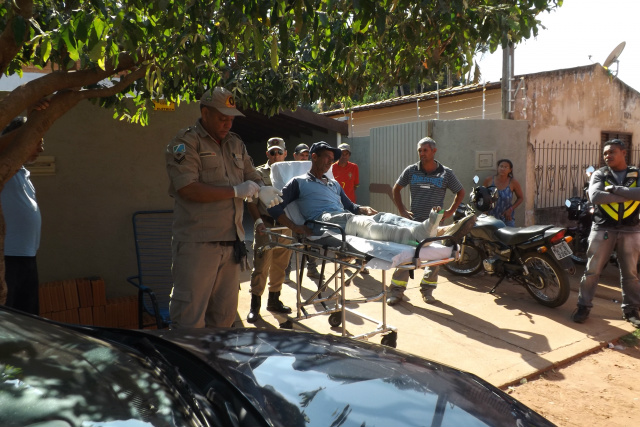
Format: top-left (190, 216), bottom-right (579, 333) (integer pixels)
top-left (267, 141), bottom-right (456, 246)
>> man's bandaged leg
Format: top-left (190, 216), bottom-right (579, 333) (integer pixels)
top-left (347, 211), bottom-right (443, 245)
top-left (346, 215), bottom-right (414, 244)
top-left (424, 209), bottom-right (444, 239)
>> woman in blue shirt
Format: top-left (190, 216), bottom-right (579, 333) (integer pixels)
top-left (482, 159), bottom-right (524, 227)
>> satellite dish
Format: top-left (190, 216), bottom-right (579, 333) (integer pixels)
top-left (603, 41), bottom-right (626, 71)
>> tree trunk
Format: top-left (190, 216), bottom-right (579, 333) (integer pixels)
top-left (0, 200), bottom-right (6, 305)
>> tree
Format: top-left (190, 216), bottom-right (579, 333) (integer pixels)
top-left (0, 0), bottom-right (561, 303)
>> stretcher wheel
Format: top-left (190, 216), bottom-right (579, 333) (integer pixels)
top-left (328, 312), bottom-right (342, 327)
top-left (279, 320), bottom-right (294, 329)
top-left (381, 331), bottom-right (397, 348)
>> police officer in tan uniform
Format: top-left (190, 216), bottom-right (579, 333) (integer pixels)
top-left (166, 87), bottom-right (263, 328)
top-left (245, 137), bottom-right (293, 323)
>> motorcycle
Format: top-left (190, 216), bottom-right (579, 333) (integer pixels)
top-left (564, 166), bottom-right (595, 264)
top-left (444, 178), bottom-right (575, 308)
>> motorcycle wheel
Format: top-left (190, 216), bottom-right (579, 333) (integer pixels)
top-left (443, 242), bottom-right (483, 276)
top-left (568, 233), bottom-right (588, 265)
top-left (521, 252), bottom-right (570, 308)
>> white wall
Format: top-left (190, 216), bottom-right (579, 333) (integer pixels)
top-left (368, 120), bottom-right (530, 226)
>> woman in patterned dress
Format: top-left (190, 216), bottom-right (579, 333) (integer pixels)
top-left (482, 159), bottom-right (524, 227)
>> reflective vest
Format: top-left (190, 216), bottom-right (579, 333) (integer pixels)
top-left (593, 166), bottom-right (640, 227)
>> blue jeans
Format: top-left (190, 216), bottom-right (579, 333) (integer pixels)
top-left (577, 228), bottom-right (640, 313)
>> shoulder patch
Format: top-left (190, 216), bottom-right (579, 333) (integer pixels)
top-left (173, 143), bottom-right (186, 154)
top-left (173, 143), bottom-right (186, 164)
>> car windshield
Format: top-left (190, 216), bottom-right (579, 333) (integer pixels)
top-left (0, 309), bottom-right (205, 427)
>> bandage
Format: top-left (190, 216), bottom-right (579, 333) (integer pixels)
top-left (346, 215), bottom-right (415, 245)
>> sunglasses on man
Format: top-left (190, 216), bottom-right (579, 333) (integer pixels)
top-left (268, 149), bottom-right (284, 156)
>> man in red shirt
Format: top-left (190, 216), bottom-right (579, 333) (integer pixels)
top-left (332, 143), bottom-right (359, 202)
top-left (331, 142), bottom-right (369, 274)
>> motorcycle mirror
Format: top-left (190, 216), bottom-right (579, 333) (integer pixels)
top-left (490, 187), bottom-right (499, 199)
top-left (585, 166), bottom-right (595, 176)
top-left (565, 199), bottom-right (571, 208)
top-left (473, 175), bottom-right (479, 184)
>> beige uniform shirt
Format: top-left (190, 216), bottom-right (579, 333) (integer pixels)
top-left (166, 119), bottom-right (260, 242)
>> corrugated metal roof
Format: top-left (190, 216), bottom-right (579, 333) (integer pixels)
top-left (321, 64), bottom-right (619, 117)
top-left (322, 81), bottom-right (502, 116)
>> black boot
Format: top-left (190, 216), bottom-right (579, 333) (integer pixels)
top-left (247, 294), bottom-right (261, 324)
top-left (266, 291), bottom-right (292, 314)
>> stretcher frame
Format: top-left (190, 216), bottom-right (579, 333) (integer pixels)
top-left (258, 220), bottom-right (459, 348)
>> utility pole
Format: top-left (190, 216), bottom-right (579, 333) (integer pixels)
top-left (501, 44), bottom-right (514, 119)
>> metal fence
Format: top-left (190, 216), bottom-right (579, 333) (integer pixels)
top-left (533, 140), bottom-right (640, 208)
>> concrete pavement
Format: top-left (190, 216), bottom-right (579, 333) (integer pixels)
top-left (232, 242), bottom-right (635, 389)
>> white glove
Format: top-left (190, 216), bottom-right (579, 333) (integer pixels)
top-left (259, 186), bottom-right (284, 208)
top-left (233, 180), bottom-right (260, 199)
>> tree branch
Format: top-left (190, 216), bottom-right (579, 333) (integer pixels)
top-left (0, 54), bottom-right (142, 133)
top-left (79, 66), bottom-right (147, 100)
top-left (0, 0), bottom-right (33, 74)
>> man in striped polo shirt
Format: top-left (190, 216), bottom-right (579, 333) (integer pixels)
top-left (387, 136), bottom-right (465, 306)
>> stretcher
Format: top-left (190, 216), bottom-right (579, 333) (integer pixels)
top-left (257, 161), bottom-right (461, 348)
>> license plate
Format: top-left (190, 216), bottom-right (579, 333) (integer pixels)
top-left (551, 241), bottom-right (573, 260)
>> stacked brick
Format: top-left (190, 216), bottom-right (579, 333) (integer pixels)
top-left (38, 277), bottom-right (138, 329)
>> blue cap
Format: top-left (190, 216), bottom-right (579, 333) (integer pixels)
top-left (309, 141), bottom-right (342, 161)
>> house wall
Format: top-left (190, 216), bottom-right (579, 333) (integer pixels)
top-left (26, 99), bottom-right (339, 298)
top-left (30, 101), bottom-right (188, 297)
top-left (335, 65), bottom-right (640, 148)
top-left (514, 65), bottom-right (640, 145)
top-left (338, 89), bottom-right (502, 138)
top-left (367, 120), bottom-right (531, 226)
top-left (250, 128), bottom-right (341, 166)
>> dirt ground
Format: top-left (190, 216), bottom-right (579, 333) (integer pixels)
top-left (505, 338), bottom-right (640, 427)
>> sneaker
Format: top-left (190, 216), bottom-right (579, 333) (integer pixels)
top-left (361, 267), bottom-right (370, 275)
top-left (422, 294), bottom-right (437, 304)
top-left (623, 309), bottom-right (640, 328)
top-left (572, 305), bottom-right (591, 323)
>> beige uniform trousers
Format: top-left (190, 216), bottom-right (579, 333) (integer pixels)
top-left (170, 241), bottom-right (239, 328)
top-left (249, 227), bottom-right (292, 296)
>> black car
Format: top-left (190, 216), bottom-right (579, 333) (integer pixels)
top-left (0, 306), bottom-right (555, 426)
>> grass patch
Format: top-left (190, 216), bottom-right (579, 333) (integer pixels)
top-left (618, 329), bottom-right (640, 347)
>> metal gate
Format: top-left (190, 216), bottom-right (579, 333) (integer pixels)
top-left (533, 139), bottom-right (640, 208)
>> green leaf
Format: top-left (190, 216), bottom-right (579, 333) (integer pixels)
top-left (41, 39), bottom-right (52, 64)
top-left (75, 15), bottom-right (89, 42)
top-left (62, 28), bottom-right (79, 62)
top-left (12, 15), bottom-right (26, 45)
top-left (88, 40), bottom-right (106, 62)
top-left (270, 35), bottom-right (279, 71)
top-left (253, 25), bottom-right (264, 59)
top-left (91, 17), bottom-right (107, 39)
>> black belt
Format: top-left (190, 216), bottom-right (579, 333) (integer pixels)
top-left (214, 241), bottom-right (235, 247)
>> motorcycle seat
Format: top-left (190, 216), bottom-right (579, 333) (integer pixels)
top-left (494, 224), bottom-right (555, 245)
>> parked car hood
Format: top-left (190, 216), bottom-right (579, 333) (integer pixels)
top-left (0, 309), bottom-right (204, 427)
top-left (151, 327), bottom-right (554, 427)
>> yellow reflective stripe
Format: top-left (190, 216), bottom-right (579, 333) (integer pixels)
top-left (601, 202), bottom-right (619, 220)
top-left (420, 279), bottom-right (437, 285)
top-left (390, 279), bottom-right (408, 288)
top-left (623, 200), bottom-right (640, 218)
top-left (601, 179), bottom-right (640, 220)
